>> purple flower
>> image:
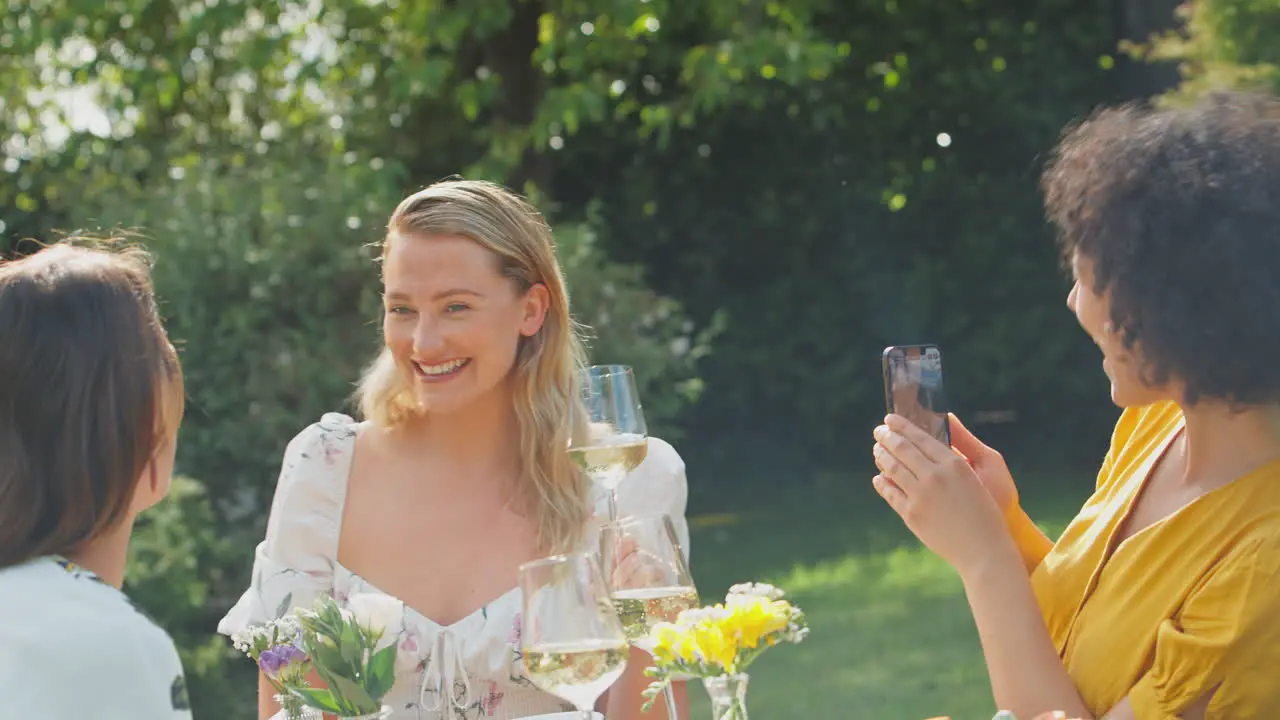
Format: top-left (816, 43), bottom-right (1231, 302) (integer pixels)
top-left (258, 644), bottom-right (307, 679)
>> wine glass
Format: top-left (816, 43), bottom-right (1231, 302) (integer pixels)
top-left (519, 553), bottom-right (630, 720)
top-left (601, 513), bottom-right (698, 720)
top-left (568, 364), bottom-right (648, 524)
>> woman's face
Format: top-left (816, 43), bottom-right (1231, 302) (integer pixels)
top-left (382, 233), bottom-right (548, 416)
top-left (1068, 254), bottom-right (1170, 408)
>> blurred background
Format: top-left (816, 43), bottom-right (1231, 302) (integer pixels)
top-left (3, 0), bottom-right (1276, 717)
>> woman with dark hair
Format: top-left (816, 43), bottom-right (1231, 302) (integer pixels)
top-left (0, 241), bottom-right (191, 718)
top-left (872, 91), bottom-right (1280, 719)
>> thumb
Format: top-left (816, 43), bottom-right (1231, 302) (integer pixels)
top-left (947, 413), bottom-right (989, 459)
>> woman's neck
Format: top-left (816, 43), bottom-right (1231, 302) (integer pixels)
top-left (404, 382), bottom-right (524, 489)
top-left (1180, 400), bottom-right (1280, 489)
top-left (63, 519), bottom-right (134, 588)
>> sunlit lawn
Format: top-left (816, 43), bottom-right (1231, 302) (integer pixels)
top-left (680, 471), bottom-right (1080, 720)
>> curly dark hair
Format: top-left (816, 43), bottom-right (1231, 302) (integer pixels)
top-left (1042, 90), bottom-right (1280, 406)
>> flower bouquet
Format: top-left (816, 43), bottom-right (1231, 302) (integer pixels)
top-left (230, 616), bottom-right (318, 720)
top-left (641, 582), bottom-right (809, 720)
top-left (289, 596), bottom-right (399, 719)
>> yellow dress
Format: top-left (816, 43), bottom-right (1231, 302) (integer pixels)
top-left (1028, 402), bottom-right (1280, 719)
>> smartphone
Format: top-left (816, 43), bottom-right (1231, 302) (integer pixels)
top-left (882, 344), bottom-right (951, 446)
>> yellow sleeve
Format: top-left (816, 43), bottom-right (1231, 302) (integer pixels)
top-left (1008, 507), bottom-right (1054, 573)
top-left (1127, 536), bottom-right (1280, 719)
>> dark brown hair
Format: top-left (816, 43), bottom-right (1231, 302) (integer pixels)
top-left (0, 240), bottom-right (183, 569)
top-left (1042, 91), bottom-right (1280, 405)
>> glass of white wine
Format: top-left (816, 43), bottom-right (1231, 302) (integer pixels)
top-left (519, 553), bottom-right (630, 720)
top-left (569, 364), bottom-right (648, 524)
top-left (601, 514), bottom-right (698, 720)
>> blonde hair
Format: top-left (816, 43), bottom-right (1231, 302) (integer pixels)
top-left (355, 179), bottom-right (590, 553)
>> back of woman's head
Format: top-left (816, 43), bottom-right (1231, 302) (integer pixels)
top-left (1042, 90), bottom-right (1280, 405)
top-left (0, 240), bottom-right (183, 570)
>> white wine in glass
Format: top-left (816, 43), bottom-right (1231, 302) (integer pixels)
top-left (602, 513), bottom-right (698, 719)
top-left (612, 586), bottom-right (701, 648)
top-left (522, 640), bottom-right (630, 712)
top-left (568, 432), bottom-right (648, 485)
top-left (569, 365), bottom-right (648, 524)
top-left (520, 553), bottom-right (630, 720)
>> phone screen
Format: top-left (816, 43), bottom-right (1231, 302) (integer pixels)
top-left (882, 345), bottom-right (950, 446)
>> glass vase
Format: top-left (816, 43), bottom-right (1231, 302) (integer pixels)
top-left (703, 674), bottom-right (749, 720)
top-left (337, 707), bottom-right (392, 719)
top-left (270, 694), bottom-right (323, 720)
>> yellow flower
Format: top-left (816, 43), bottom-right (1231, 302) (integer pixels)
top-left (690, 620), bottom-right (737, 671)
top-left (723, 596), bottom-right (791, 649)
top-left (649, 622), bottom-right (689, 665)
top-left (648, 611), bottom-right (742, 671)
top-left (643, 587), bottom-right (804, 685)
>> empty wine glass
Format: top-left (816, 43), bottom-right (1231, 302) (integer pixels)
top-left (601, 513), bottom-right (698, 720)
top-left (519, 553), bottom-right (630, 720)
top-left (568, 364), bottom-right (648, 524)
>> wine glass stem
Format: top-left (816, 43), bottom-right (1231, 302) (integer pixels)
top-left (662, 683), bottom-right (679, 719)
top-left (605, 486), bottom-right (620, 523)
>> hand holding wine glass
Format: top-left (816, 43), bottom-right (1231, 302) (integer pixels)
top-left (601, 514), bottom-right (698, 719)
top-left (569, 364), bottom-right (648, 523)
top-left (519, 553), bottom-right (630, 720)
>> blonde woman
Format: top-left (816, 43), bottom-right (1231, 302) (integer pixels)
top-left (218, 180), bottom-right (691, 719)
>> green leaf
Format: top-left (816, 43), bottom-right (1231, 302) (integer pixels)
top-left (310, 642), bottom-right (348, 676)
top-left (290, 687), bottom-right (342, 713)
top-left (339, 623), bottom-right (361, 666)
top-left (275, 592), bottom-right (293, 620)
top-left (330, 673), bottom-right (378, 712)
top-left (366, 645), bottom-right (397, 700)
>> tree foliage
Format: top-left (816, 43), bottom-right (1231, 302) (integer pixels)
top-left (1127, 0), bottom-right (1280, 101)
top-left (0, 1), bottom-right (1133, 716)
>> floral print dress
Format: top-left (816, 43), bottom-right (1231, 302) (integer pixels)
top-left (217, 413), bottom-right (691, 719)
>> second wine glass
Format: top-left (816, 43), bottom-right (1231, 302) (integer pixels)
top-left (601, 513), bottom-right (699, 720)
top-left (568, 364), bottom-right (648, 524)
top-left (519, 553), bottom-right (630, 720)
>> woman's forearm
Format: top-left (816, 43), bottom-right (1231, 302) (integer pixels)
top-left (961, 542), bottom-right (1093, 720)
top-left (258, 672), bottom-right (280, 719)
top-left (603, 646), bottom-right (688, 720)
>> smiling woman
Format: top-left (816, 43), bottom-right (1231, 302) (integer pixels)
top-left (871, 91), bottom-right (1280, 720)
top-left (217, 179), bottom-right (692, 720)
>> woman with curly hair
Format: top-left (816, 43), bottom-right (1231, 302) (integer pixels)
top-left (872, 91), bottom-right (1280, 719)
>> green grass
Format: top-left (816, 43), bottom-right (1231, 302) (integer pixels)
top-left (679, 475), bottom-right (1081, 720)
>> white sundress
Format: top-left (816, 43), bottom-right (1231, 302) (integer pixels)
top-left (217, 412), bottom-right (692, 719)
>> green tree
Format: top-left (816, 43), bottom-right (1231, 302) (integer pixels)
top-left (1127, 0), bottom-right (1280, 101)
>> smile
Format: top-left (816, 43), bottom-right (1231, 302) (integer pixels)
top-left (413, 358), bottom-right (470, 379)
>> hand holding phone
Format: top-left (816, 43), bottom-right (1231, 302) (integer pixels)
top-left (882, 344), bottom-right (950, 446)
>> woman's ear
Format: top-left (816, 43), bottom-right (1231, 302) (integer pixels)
top-left (519, 283), bottom-right (550, 337)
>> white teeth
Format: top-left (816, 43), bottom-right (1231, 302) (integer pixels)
top-left (415, 358), bottom-right (467, 376)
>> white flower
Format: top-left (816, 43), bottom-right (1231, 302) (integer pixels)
top-left (230, 617), bottom-right (305, 659)
top-left (345, 592), bottom-right (404, 649)
top-left (677, 605), bottom-right (730, 625)
top-left (726, 582), bottom-right (784, 600)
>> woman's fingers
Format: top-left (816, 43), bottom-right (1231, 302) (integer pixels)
top-left (872, 438), bottom-right (920, 494)
top-left (873, 423), bottom-right (937, 486)
top-left (612, 546), bottom-right (668, 588)
top-left (885, 414), bottom-right (950, 463)
top-left (872, 474), bottom-right (908, 517)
